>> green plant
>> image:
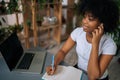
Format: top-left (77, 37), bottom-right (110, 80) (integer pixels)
top-left (0, 0), bottom-right (6, 14)
top-left (37, 0), bottom-right (46, 6)
top-left (0, 0), bottom-right (21, 14)
top-left (7, 0), bottom-right (20, 14)
top-left (0, 25), bottom-right (23, 43)
top-left (109, 25), bottom-right (120, 55)
top-left (108, 0), bottom-right (120, 55)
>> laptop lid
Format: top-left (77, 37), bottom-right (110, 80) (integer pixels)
top-left (0, 32), bottom-right (23, 71)
top-left (0, 32), bottom-right (47, 74)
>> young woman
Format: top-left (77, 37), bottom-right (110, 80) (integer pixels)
top-left (46, 0), bottom-right (119, 80)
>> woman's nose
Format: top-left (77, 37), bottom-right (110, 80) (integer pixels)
top-left (82, 17), bottom-right (88, 25)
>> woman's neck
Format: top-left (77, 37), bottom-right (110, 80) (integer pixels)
top-left (86, 33), bottom-right (93, 43)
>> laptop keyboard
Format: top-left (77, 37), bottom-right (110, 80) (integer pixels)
top-left (17, 53), bottom-right (35, 69)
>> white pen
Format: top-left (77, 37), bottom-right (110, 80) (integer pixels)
top-left (52, 55), bottom-right (54, 71)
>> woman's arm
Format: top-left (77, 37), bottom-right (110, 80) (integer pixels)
top-left (87, 26), bottom-right (114, 80)
top-left (88, 43), bottom-right (114, 80)
top-left (54, 36), bottom-right (76, 66)
top-left (46, 36), bottom-right (75, 75)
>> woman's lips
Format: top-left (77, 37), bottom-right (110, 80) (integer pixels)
top-left (83, 26), bottom-right (88, 30)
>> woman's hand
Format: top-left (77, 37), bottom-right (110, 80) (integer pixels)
top-left (46, 36), bottom-right (75, 75)
top-left (46, 65), bottom-right (57, 75)
top-left (92, 24), bottom-right (104, 45)
top-left (88, 24), bottom-right (104, 79)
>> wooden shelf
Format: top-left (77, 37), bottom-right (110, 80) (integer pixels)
top-left (36, 2), bottom-right (62, 5)
top-left (38, 24), bottom-right (59, 31)
top-left (22, 0), bottom-right (62, 48)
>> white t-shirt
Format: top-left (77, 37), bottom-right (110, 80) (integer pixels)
top-left (70, 27), bottom-right (117, 78)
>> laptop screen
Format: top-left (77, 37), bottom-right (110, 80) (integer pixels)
top-left (0, 32), bottom-right (23, 71)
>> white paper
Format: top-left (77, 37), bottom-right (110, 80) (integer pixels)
top-left (42, 65), bottom-right (82, 80)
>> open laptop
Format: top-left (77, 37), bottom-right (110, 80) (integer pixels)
top-left (0, 32), bottom-right (46, 74)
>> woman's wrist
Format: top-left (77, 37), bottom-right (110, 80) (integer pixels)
top-left (92, 41), bottom-right (99, 48)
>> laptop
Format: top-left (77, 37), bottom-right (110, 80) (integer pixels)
top-left (0, 32), bottom-right (46, 74)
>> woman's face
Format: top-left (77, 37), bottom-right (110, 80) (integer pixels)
top-left (82, 12), bottom-right (101, 34)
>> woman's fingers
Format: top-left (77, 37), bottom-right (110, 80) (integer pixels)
top-left (46, 66), bottom-right (55, 75)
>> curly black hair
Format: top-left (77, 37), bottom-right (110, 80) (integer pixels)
top-left (78, 0), bottom-right (119, 33)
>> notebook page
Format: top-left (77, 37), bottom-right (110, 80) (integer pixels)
top-left (42, 65), bottom-right (82, 80)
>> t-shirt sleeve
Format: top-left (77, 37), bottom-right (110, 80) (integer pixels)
top-left (102, 39), bottom-right (117, 55)
top-left (70, 28), bottom-right (83, 41)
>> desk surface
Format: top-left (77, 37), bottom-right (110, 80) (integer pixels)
top-left (0, 47), bottom-right (88, 80)
top-left (0, 47), bottom-right (52, 80)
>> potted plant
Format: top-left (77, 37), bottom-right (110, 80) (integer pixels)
top-left (109, 0), bottom-right (120, 55)
top-left (0, 24), bottom-right (23, 44)
top-left (108, 0), bottom-right (120, 54)
top-left (0, 0), bottom-right (21, 14)
top-left (0, 0), bottom-right (23, 44)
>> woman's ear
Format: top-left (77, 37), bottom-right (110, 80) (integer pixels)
top-left (100, 23), bottom-right (103, 27)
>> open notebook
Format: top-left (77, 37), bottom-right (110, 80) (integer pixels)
top-left (42, 65), bottom-right (83, 80)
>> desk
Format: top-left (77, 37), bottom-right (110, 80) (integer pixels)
top-left (0, 47), bottom-right (88, 80)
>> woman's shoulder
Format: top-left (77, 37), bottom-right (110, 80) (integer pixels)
top-left (101, 34), bottom-right (116, 46)
top-left (72, 27), bottom-right (84, 33)
top-left (74, 27), bottom-right (83, 30)
top-left (100, 34), bottom-right (117, 55)
top-left (102, 34), bottom-right (115, 43)
top-left (70, 27), bottom-right (84, 41)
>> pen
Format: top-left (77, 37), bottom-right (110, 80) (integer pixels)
top-left (52, 55), bottom-right (54, 71)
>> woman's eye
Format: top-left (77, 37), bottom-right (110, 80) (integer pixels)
top-left (89, 17), bottom-right (95, 21)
